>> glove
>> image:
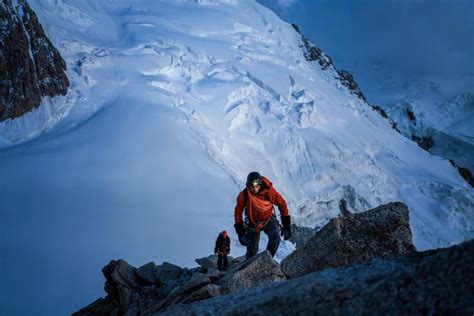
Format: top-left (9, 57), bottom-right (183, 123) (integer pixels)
top-left (238, 235), bottom-right (248, 246)
top-left (234, 222), bottom-right (245, 236)
top-left (234, 222), bottom-right (248, 246)
top-left (280, 215), bottom-right (292, 240)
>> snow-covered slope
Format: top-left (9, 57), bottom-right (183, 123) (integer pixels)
top-left (383, 81), bottom-right (474, 172)
top-left (0, 1), bottom-right (472, 315)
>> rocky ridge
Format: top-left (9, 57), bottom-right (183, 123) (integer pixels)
top-left (74, 202), bottom-right (472, 315)
top-left (291, 23), bottom-right (367, 103)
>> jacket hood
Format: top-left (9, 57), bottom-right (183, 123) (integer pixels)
top-left (262, 176), bottom-right (273, 189)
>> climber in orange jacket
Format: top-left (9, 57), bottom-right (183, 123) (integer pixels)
top-left (234, 172), bottom-right (292, 259)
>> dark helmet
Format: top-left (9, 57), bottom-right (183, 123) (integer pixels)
top-left (246, 171), bottom-right (262, 187)
top-left (222, 230), bottom-right (228, 237)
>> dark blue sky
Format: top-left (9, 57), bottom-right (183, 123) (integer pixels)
top-left (257, 0), bottom-right (474, 104)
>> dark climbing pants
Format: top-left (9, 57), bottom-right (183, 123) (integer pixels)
top-left (217, 254), bottom-right (228, 271)
top-left (246, 216), bottom-right (281, 259)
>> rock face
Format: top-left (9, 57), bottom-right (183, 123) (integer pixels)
top-left (291, 23), bottom-right (367, 103)
top-left (281, 202), bottom-right (416, 278)
top-left (73, 251), bottom-right (284, 315)
top-left (217, 251), bottom-right (286, 294)
top-left (162, 239), bottom-right (474, 315)
top-left (0, 0), bottom-right (69, 122)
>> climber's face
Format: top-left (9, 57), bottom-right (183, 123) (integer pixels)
top-left (249, 183), bottom-right (260, 195)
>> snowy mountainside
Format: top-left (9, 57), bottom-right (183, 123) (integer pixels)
top-left (383, 82), bottom-right (474, 172)
top-left (0, 1), bottom-right (473, 315)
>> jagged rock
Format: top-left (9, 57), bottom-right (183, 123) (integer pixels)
top-left (218, 251), bottom-right (286, 294)
top-left (161, 240), bottom-right (474, 315)
top-left (449, 159), bottom-right (474, 188)
top-left (136, 261), bottom-right (184, 285)
top-left (149, 272), bottom-right (211, 311)
top-left (337, 69), bottom-right (367, 102)
top-left (195, 255), bottom-right (218, 269)
top-left (281, 202), bottom-right (416, 278)
top-left (205, 267), bottom-right (222, 281)
top-left (371, 104), bottom-right (389, 119)
top-left (339, 198), bottom-right (352, 217)
top-left (101, 260), bottom-right (143, 313)
top-left (195, 255), bottom-right (244, 270)
top-left (156, 262), bottom-right (184, 284)
top-left (0, 0), bottom-right (69, 121)
top-left (411, 134), bottom-right (434, 150)
top-left (292, 23), bottom-right (333, 70)
top-left (136, 262), bottom-right (161, 285)
top-left (291, 23), bottom-right (367, 104)
top-left (289, 224), bottom-right (318, 249)
top-left (181, 284), bottom-right (221, 304)
top-left (72, 297), bottom-right (118, 316)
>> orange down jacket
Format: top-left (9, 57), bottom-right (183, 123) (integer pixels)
top-left (234, 176), bottom-right (289, 226)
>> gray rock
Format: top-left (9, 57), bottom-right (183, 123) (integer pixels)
top-left (229, 255), bottom-right (246, 267)
top-left (195, 255), bottom-right (243, 271)
top-left (181, 284), bottom-right (221, 304)
top-left (72, 297), bottom-right (118, 316)
top-left (281, 202), bottom-right (416, 278)
top-left (136, 262), bottom-right (161, 285)
top-left (160, 239), bottom-right (474, 315)
top-left (136, 261), bottom-right (184, 285)
top-left (205, 267), bottom-right (222, 281)
top-left (155, 262), bottom-right (184, 284)
top-left (195, 255), bottom-right (218, 269)
top-left (218, 251), bottom-right (286, 294)
top-left (101, 260), bottom-right (142, 313)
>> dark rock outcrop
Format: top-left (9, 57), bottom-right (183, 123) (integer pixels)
top-left (411, 134), bottom-right (434, 150)
top-left (281, 202), bottom-right (416, 278)
top-left (195, 254), bottom-right (244, 270)
top-left (337, 69), bottom-right (367, 102)
top-left (136, 261), bottom-right (183, 285)
top-left (217, 251), bottom-right (286, 294)
top-left (449, 159), bottom-right (474, 188)
top-left (370, 104), bottom-right (388, 119)
top-left (291, 23), bottom-right (367, 103)
top-left (0, 0), bottom-right (69, 121)
top-left (162, 239), bottom-right (474, 315)
top-left (73, 251), bottom-right (284, 315)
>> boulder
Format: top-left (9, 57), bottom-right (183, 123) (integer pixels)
top-left (195, 255), bottom-right (218, 269)
top-left (281, 202), bottom-right (416, 278)
top-left (136, 261), bottom-right (184, 285)
top-left (101, 260), bottom-right (142, 313)
top-left (205, 267), bottom-right (222, 281)
top-left (155, 262), bottom-right (184, 284)
top-left (218, 251), bottom-right (286, 294)
top-left (136, 262), bottom-right (161, 285)
top-left (195, 255), bottom-right (244, 271)
top-left (181, 284), bottom-right (221, 304)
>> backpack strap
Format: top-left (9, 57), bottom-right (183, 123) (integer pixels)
top-left (243, 188), bottom-right (248, 207)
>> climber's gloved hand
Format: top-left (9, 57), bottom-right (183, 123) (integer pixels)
top-left (238, 235), bottom-right (248, 246)
top-left (280, 215), bottom-right (292, 240)
top-left (234, 222), bottom-right (248, 246)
